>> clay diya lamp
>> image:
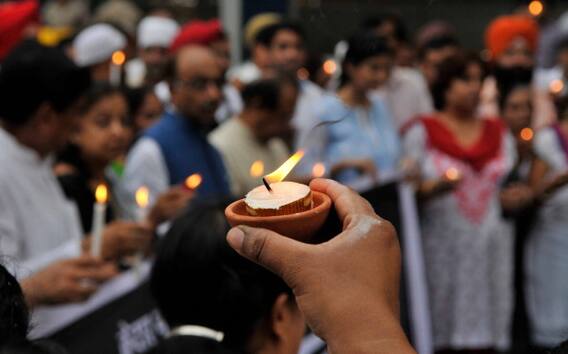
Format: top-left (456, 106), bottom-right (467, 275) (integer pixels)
top-left (225, 151), bottom-right (332, 242)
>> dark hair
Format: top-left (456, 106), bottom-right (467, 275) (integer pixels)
top-left (361, 13), bottom-right (409, 43)
top-left (0, 40), bottom-right (90, 126)
top-left (0, 264), bottom-right (29, 347)
top-left (242, 74), bottom-right (298, 111)
top-left (555, 94), bottom-right (568, 122)
top-left (255, 22), bottom-right (306, 48)
top-left (77, 82), bottom-right (127, 116)
top-left (0, 340), bottom-right (68, 354)
top-left (431, 55), bottom-right (468, 110)
top-left (125, 86), bottom-right (156, 117)
top-left (418, 35), bottom-right (460, 60)
top-left (150, 199), bottom-right (292, 353)
top-left (340, 32), bottom-right (393, 87)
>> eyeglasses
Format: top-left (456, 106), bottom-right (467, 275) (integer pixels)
top-left (176, 77), bottom-right (225, 91)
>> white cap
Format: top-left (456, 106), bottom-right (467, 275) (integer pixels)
top-left (137, 16), bottom-right (179, 49)
top-left (73, 24), bottom-right (127, 67)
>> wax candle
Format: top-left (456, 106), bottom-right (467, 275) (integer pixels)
top-left (135, 186), bottom-right (150, 222)
top-left (109, 50), bottom-right (125, 87)
top-left (185, 173), bottom-right (203, 191)
top-left (91, 184), bottom-right (108, 257)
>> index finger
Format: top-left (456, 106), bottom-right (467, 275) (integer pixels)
top-left (309, 179), bottom-right (375, 222)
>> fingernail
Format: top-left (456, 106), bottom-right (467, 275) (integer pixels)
top-left (227, 227), bottom-right (245, 250)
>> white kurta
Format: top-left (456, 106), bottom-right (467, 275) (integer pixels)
top-left (0, 128), bottom-right (82, 278)
top-left (525, 127), bottom-right (568, 347)
top-left (403, 121), bottom-right (515, 351)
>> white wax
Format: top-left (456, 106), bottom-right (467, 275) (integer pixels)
top-left (91, 202), bottom-right (107, 257)
top-left (245, 181), bottom-right (310, 210)
top-left (109, 64), bottom-right (121, 87)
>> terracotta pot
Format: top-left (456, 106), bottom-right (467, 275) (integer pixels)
top-left (225, 191), bottom-right (332, 242)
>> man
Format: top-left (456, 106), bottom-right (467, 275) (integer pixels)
top-left (72, 23), bottom-right (127, 83)
top-left (255, 22), bottom-right (323, 161)
top-left (125, 15), bottom-right (180, 88)
top-left (0, 41), bottom-right (118, 307)
top-left (417, 34), bottom-right (461, 89)
top-left (121, 46), bottom-right (230, 211)
top-left (210, 76), bottom-right (298, 197)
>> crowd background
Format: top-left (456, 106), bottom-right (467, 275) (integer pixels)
top-left (2, 0), bottom-right (568, 354)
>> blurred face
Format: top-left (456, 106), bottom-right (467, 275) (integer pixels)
top-left (497, 37), bottom-right (533, 69)
top-left (557, 47), bottom-right (568, 73)
top-left (210, 38), bottom-right (231, 76)
top-left (134, 92), bottom-right (163, 132)
top-left (466, 60), bottom-right (484, 93)
top-left (38, 101), bottom-right (83, 155)
top-left (502, 86), bottom-right (532, 134)
top-left (445, 75), bottom-right (480, 114)
top-left (172, 51), bottom-right (223, 127)
top-left (140, 46), bottom-right (170, 83)
top-left (253, 83), bottom-right (298, 142)
top-left (421, 45), bottom-right (459, 87)
top-left (269, 30), bottom-right (305, 73)
top-left (72, 93), bottom-right (131, 165)
top-left (348, 55), bottom-right (393, 92)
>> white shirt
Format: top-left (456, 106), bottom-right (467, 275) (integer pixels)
top-left (372, 67), bottom-right (433, 129)
top-left (0, 128), bottom-right (82, 278)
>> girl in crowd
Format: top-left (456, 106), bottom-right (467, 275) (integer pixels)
top-left (149, 200), bottom-right (305, 354)
top-left (126, 86), bottom-right (164, 136)
top-left (525, 95), bottom-right (568, 351)
top-left (403, 56), bottom-right (517, 353)
top-left (56, 83), bottom-right (189, 260)
top-left (309, 32), bottom-right (400, 189)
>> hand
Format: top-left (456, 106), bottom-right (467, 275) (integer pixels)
top-left (418, 176), bottom-right (461, 199)
top-left (20, 256), bottom-right (118, 308)
top-left (84, 221), bottom-right (152, 260)
top-left (226, 179), bottom-right (415, 354)
top-left (541, 172), bottom-right (568, 199)
top-left (500, 183), bottom-right (534, 212)
top-left (147, 186), bottom-right (194, 228)
top-left (331, 159), bottom-right (378, 182)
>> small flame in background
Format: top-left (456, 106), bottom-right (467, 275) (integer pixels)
top-left (112, 50), bottom-right (126, 66)
top-left (95, 184), bottom-right (108, 203)
top-left (250, 160), bottom-right (264, 177)
top-left (135, 186), bottom-right (149, 208)
top-left (520, 127), bottom-right (534, 142)
top-left (528, 0), bottom-right (544, 16)
top-left (185, 173), bottom-right (203, 190)
top-left (265, 150), bottom-right (305, 183)
top-left (323, 59), bottom-right (337, 75)
top-left (444, 167), bottom-right (461, 181)
top-left (550, 79), bottom-right (564, 95)
top-left (312, 162), bottom-right (326, 178)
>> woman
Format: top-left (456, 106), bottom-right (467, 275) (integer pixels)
top-left (126, 86), bottom-right (164, 135)
top-left (310, 32), bottom-right (400, 189)
top-left (149, 200), bottom-right (306, 354)
top-left (403, 56), bottom-right (516, 353)
top-left (56, 83), bottom-right (189, 260)
top-left (525, 95), bottom-right (568, 351)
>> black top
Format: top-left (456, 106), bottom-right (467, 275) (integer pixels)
top-left (57, 144), bottom-right (114, 234)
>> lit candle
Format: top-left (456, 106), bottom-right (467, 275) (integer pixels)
top-left (109, 50), bottom-right (125, 87)
top-left (312, 162), bottom-right (326, 178)
top-left (520, 127), bottom-right (534, 142)
top-left (135, 186), bottom-right (150, 221)
top-left (444, 167), bottom-right (461, 182)
top-left (91, 184), bottom-right (108, 257)
top-left (245, 151), bottom-right (312, 216)
top-left (185, 173), bottom-right (203, 191)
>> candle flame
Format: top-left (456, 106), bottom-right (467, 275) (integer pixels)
top-left (265, 150), bottom-right (305, 183)
top-left (185, 173), bottom-right (202, 190)
top-left (312, 162), bottom-right (326, 178)
top-left (444, 167), bottom-right (461, 181)
top-left (550, 79), bottom-right (564, 94)
top-left (135, 186), bottom-right (149, 208)
top-left (250, 160), bottom-right (264, 177)
top-left (520, 127), bottom-right (534, 142)
top-left (95, 184), bottom-right (108, 203)
top-left (112, 50), bottom-right (126, 66)
top-left (323, 59), bottom-right (337, 75)
top-left (528, 0), bottom-right (543, 16)
top-left (297, 67), bottom-right (309, 81)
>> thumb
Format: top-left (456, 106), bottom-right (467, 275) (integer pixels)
top-left (227, 225), bottom-right (306, 279)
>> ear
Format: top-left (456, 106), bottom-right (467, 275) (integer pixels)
top-left (269, 293), bottom-right (294, 340)
top-left (31, 103), bottom-right (58, 131)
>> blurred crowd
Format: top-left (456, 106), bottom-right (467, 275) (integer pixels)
top-left (2, 0), bottom-right (568, 353)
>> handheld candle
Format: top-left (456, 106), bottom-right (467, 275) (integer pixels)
top-left (91, 184), bottom-right (108, 257)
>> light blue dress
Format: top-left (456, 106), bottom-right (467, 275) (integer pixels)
top-left (526, 126), bottom-right (568, 347)
top-left (301, 94), bottom-right (401, 187)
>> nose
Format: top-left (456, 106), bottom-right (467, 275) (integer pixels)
top-left (206, 81), bottom-right (222, 102)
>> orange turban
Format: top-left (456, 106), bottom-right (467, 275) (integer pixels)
top-left (485, 15), bottom-right (539, 60)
